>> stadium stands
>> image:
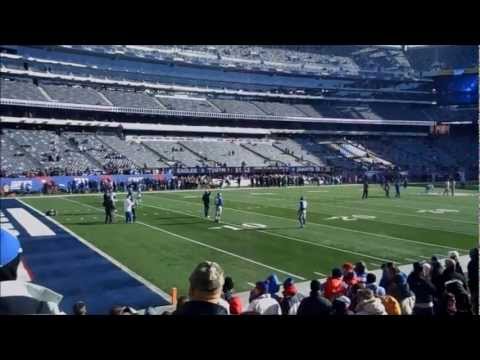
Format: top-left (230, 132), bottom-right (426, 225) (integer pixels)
top-left (156, 96), bottom-right (221, 113)
top-left (142, 140), bottom-right (206, 167)
top-left (100, 89), bottom-right (164, 108)
top-left (41, 83), bottom-right (110, 106)
top-left (0, 78), bottom-right (48, 101)
top-left (65, 132), bottom-right (135, 171)
top-left (179, 139), bottom-right (267, 167)
top-left (251, 101), bottom-right (307, 117)
top-left (3, 129), bottom-right (97, 173)
top-left (211, 98), bottom-right (267, 115)
top-left (95, 135), bottom-right (167, 168)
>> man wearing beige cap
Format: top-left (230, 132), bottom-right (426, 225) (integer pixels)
top-left (174, 261), bottom-right (229, 315)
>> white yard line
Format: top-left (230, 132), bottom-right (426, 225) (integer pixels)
top-left (17, 199), bottom-right (172, 302)
top-left (246, 282), bottom-right (256, 287)
top-left (152, 195), bottom-right (468, 252)
top-left (59, 198), bottom-right (306, 281)
top-left (313, 271), bottom-right (327, 277)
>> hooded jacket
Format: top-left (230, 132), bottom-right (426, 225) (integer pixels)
top-left (280, 284), bottom-right (305, 315)
top-left (355, 297), bottom-right (387, 315)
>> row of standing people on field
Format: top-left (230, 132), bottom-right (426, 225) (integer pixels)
top-left (362, 178), bottom-right (406, 199)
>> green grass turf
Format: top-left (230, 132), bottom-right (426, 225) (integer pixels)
top-left (21, 184), bottom-right (478, 296)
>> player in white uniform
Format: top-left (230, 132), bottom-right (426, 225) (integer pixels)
top-left (298, 196), bottom-right (307, 228)
top-left (443, 180), bottom-right (450, 196)
top-left (135, 184), bottom-right (143, 204)
top-left (111, 191), bottom-right (118, 212)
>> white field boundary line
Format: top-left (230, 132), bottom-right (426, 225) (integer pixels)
top-left (147, 194), bottom-right (469, 252)
top-left (17, 199), bottom-right (173, 303)
top-left (11, 184), bottom-right (363, 200)
top-left (60, 197), bottom-right (306, 281)
top-left (141, 201), bottom-right (395, 264)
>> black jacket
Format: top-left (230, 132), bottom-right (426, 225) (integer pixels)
top-left (202, 192), bottom-right (211, 205)
top-left (441, 268), bottom-right (469, 293)
top-left (296, 292), bottom-right (332, 316)
top-left (407, 273), bottom-right (436, 304)
top-left (174, 300), bottom-right (228, 315)
top-left (467, 258), bottom-right (478, 296)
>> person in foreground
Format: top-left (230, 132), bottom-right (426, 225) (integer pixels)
top-left (0, 228), bottom-right (65, 315)
top-left (174, 261), bottom-right (228, 315)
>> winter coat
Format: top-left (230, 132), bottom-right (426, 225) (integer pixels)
top-left (355, 297), bottom-right (387, 315)
top-left (407, 273), bottom-right (436, 305)
top-left (297, 292), bottom-right (332, 316)
top-left (247, 294), bottom-right (282, 315)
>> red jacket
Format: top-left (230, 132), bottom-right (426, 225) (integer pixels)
top-left (323, 277), bottom-right (347, 301)
top-left (228, 296), bottom-right (243, 315)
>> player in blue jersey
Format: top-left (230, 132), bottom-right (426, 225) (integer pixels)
top-left (214, 192), bottom-right (224, 223)
top-left (298, 196), bottom-right (307, 228)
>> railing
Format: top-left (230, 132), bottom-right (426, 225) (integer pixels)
top-left (0, 98), bottom-right (435, 127)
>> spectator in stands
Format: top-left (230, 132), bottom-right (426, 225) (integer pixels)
top-left (354, 262), bottom-right (368, 283)
top-left (247, 281), bottom-right (282, 315)
top-left (467, 248), bottom-right (479, 314)
top-left (331, 296), bottom-right (353, 315)
top-left (380, 262), bottom-right (407, 290)
top-left (266, 274), bottom-right (282, 303)
top-left (375, 287), bottom-right (401, 315)
top-left (343, 271), bottom-right (359, 296)
top-left (441, 258), bottom-right (469, 293)
top-left (407, 262), bottom-right (437, 315)
top-left (354, 288), bottom-right (387, 315)
top-left (430, 256), bottom-right (444, 293)
top-left (73, 301), bottom-right (87, 315)
top-left (296, 279), bottom-right (331, 316)
top-left (437, 292), bottom-right (457, 316)
top-left (444, 280), bottom-right (473, 315)
top-left (365, 273), bottom-right (381, 294)
top-left (175, 261), bottom-right (228, 315)
top-left (322, 268), bottom-right (347, 301)
top-left (347, 282), bottom-right (366, 311)
top-left (448, 251), bottom-right (465, 276)
top-left (279, 278), bottom-right (305, 315)
top-left (387, 274), bottom-right (415, 315)
top-left (222, 276), bottom-right (243, 315)
top-left (173, 296), bottom-right (189, 314)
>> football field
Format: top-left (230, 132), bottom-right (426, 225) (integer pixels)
top-left (20, 184), bottom-right (478, 295)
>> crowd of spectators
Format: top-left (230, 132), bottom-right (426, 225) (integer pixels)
top-left (166, 249), bottom-right (478, 316)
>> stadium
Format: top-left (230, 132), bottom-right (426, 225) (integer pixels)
top-left (0, 44), bottom-right (478, 315)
